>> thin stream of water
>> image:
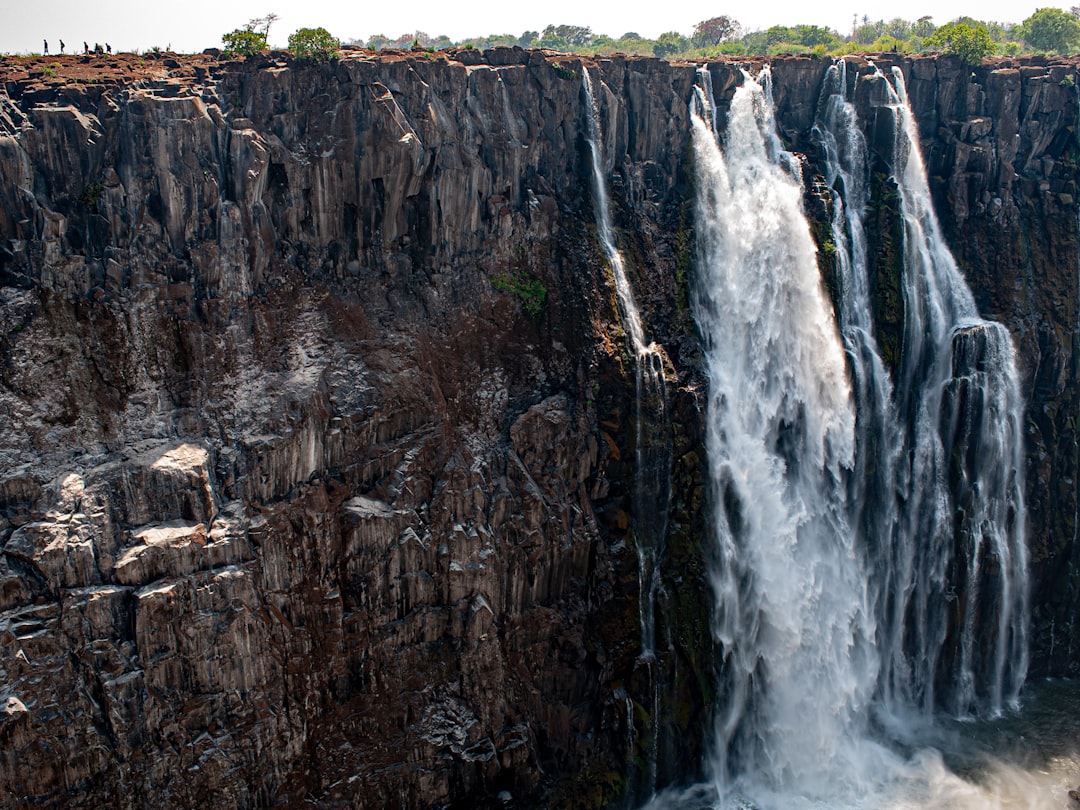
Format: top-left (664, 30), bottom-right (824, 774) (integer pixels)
top-left (583, 67), bottom-right (673, 798)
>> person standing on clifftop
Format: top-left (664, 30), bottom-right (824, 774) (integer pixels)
top-left (83, 41), bottom-right (88, 54)
top-left (59, 40), bottom-right (65, 54)
top-left (43, 40), bottom-right (48, 55)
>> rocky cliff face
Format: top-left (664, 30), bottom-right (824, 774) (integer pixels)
top-left (0, 47), bottom-right (1077, 808)
top-left (0, 47), bottom-right (707, 809)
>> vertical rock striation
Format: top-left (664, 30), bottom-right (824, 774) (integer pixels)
top-left (0, 48), bottom-right (707, 808)
top-left (0, 48), bottom-right (1078, 807)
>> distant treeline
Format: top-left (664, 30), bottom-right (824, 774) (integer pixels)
top-left (348, 9), bottom-right (1080, 63)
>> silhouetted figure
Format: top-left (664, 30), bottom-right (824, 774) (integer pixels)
top-left (94, 43), bottom-right (103, 54)
top-left (43, 40), bottom-right (48, 55)
top-left (83, 41), bottom-right (89, 55)
top-left (106, 43), bottom-right (111, 54)
top-left (59, 40), bottom-right (65, 54)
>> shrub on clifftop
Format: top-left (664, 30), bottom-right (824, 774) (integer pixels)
top-left (288, 27), bottom-right (341, 61)
top-left (222, 28), bottom-right (268, 57)
top-left (923, 21), bottom-right (995, 63)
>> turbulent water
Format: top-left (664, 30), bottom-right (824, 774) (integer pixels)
top-left (812, 61), bottom-right (901, 612)
top-left (690, 65), bottom-right (875, 800)
top-left (657, 61), bottom-right (1044, 810)
top-left (645, 677), bottom-right (1080, 810)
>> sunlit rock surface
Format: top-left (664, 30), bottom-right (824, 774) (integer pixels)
top-left (0, 48), bottom-right (1078, 807)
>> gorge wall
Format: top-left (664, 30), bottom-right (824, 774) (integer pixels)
top-left (0, 47), bottom-right (1077, 808)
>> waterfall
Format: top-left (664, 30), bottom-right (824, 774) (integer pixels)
top-left (812, 61), bottom-right (1029, 719)
top-left (875, 66), bottom-right (1029, 718)
top-left (582, 68), bottom-right (672, 796)
top-left (689, 67), bottom-right (880, 802)
top-left (674, 60), bottom-right (1032, 809)
top-left (813, 65), bottom-right (904, 685)
top-left (582, 69), bottom-right (648, 354)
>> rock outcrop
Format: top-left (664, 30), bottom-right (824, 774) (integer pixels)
top-left (0, 47), bottom-right (1078, 807)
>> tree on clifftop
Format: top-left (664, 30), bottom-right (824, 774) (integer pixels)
top-left (912, 15), bottom-right (937, 37)
top-left (222, 27), bottom-right (267, 57)
top-left (654, 31), bottom-right (690, 57)
top-left (924, 21), bottom-right (995, 64)
top-left (692, 16), bottom-right (742, 46)
top-left (222, 13), bottom-right (276, 57)
top-left (1018, 8), bottom-right (1080, 52)
top-left (288, 27), bottom-right (340, 61)
top-left (539, 24), bottom-right (594, 48)
top-left (248, 13), bottom-right (279, 40)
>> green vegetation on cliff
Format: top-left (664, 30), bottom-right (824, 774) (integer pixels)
top-left (1016, 7), bottom-right (1080, 53)
top-left (288, 27), bottom-right (340, 61)
top-left (924, 21), bottom-right (997, 64)
top-left (492, 270), bottom-right (547, 316)
top-left (221, 14), bottom-right (277, 57)
top-left (222, 28), bottom-right (267, 57)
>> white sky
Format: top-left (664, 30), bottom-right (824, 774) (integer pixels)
top-left (0, 0), bottom-right (1072, 54)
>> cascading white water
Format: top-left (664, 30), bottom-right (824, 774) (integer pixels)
top-left (812, 65), bottom-right (904, 676)
top-left (689, 67), bottom-right (883, 803)
top-left (582, 67), bottom-right (672, 795)
top-left (812, 60), bottom-right (1029, 720)
top-left (877, 66), bottom-right (1029, 718)
top-left (660, 61), bottom-right (1038, 810)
